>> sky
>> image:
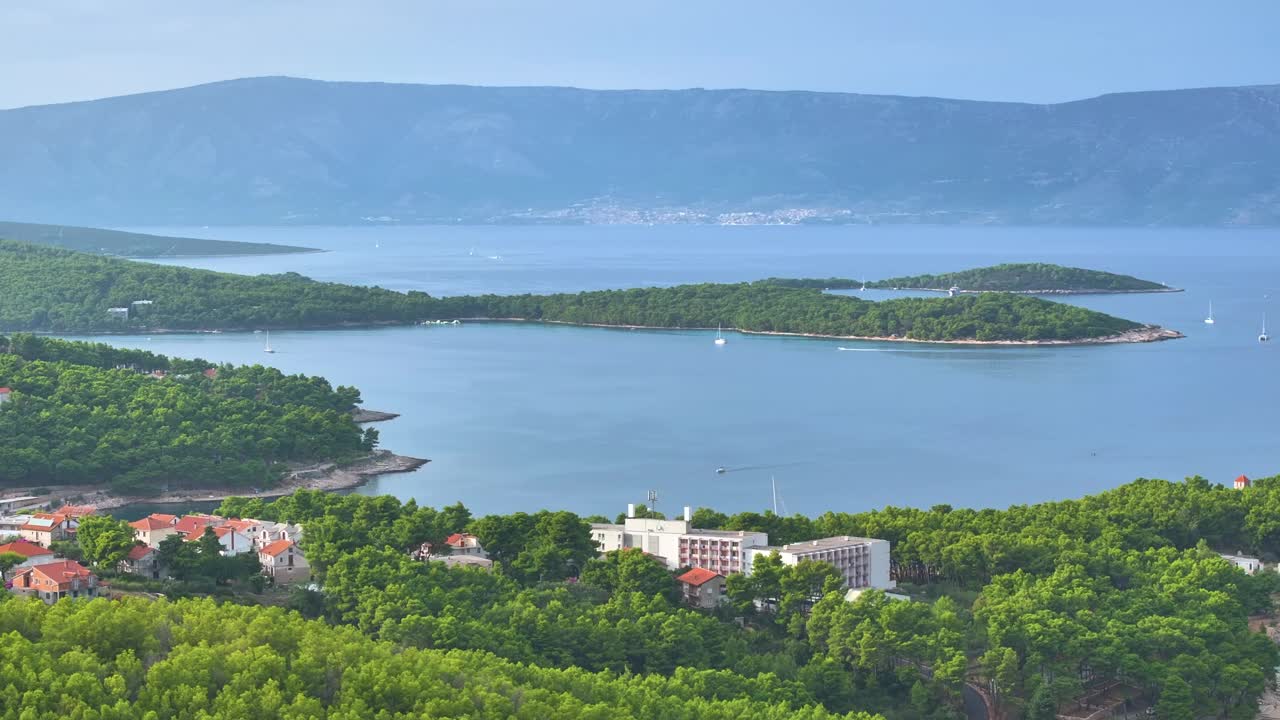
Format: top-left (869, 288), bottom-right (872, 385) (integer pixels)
top-left (1, 1), bottom-right (1277, 109)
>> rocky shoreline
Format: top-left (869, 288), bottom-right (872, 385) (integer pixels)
top-left (68, 450), bottom-right (428, 512)
top-left (463, 318), bottom-right (1184, 346)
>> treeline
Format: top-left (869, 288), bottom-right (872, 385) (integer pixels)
top-left (0, 240), bottom-right (434, 331)
top-left (0, 598), bottom-right (872, 720)
top-left (0, 242), bottom-right (1148, 341)
top-left (868, 263), bottom-right (1169, 293)
top-left (0, 336), bottom-right (372, 492)
top-left (432, 284), bottom-right (1141, 342)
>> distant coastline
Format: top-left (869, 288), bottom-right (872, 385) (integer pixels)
top-left (889, 287), bottom-right (1184, 296)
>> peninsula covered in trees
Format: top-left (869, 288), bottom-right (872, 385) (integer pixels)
top-left (0, 242), bottom-right (1178, 343)
top-left (0, 335), bottom-right (379, 494)
top-left (0, 220), bottom-right (314, 257)
top-left (866, 263), bottom-right (1174, 294)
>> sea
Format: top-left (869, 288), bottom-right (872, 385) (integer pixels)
top-left (79, 224), bottom-right (1280, 520)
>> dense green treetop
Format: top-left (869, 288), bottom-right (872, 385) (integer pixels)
top-left (0, 336), bottom-right (371, 493)
top-left (0, 597), bottom-right (874, 720)
top-left (867, 263), bottom-right (1170, 293)
top-left (206, 476), bottom-right (1280, 719)
top-left (0, 220), bottom-right (314, 257)
top-left (0, 242), bottom-right (1151, 341)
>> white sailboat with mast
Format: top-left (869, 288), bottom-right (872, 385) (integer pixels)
top-left (714, 323), bottom-right (727, 346)
top-left (263, 330), bottom-right (276, 353)
top-left (1204, 301), bottom-right (1215, 324)
top-left (1260, 313), bottom-right (1270, 343)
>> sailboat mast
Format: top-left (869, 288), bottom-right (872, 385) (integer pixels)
top-left (771, 476), bottom-right (777, 515)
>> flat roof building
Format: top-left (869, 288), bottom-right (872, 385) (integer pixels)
top-left (591, 505), bottom-right (893, 590)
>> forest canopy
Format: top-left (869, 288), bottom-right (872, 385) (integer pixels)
top-left (0, 335), bottom-right (371, 493)
top-left (867, 263), bottom-right (1170, 293)
top-left (0, 242), bottom-right (1151, 341)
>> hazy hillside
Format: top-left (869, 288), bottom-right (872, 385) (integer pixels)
top-left (0, 220), bottom-right (313, 256)
top-left (1, 77), bottom-right (1277, 226)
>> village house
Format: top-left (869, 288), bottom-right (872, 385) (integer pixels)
top-left (0, 495), bottom-right (40, 514)
top-left (1234, 474), bottom-right (1252, 490)
top-left (251, 520), bottom-right (303, 549)
top-left (0, 514), bottom-right (33, 536)
top-left (676, 567), bottom-right (727, 609)
top-left (129, 514), bottom-right (179, 548)
top-left (186, 525), bottom-right (253, 556)
top-left (175, 514), bottom-right (226, 539)
top-left (0, 539), bottom-right (56, 578)
top-left (258, 539), bottom-right (310, 584)
top-left (8, 559), bottom-right (100, 604)
top-left (444, 533), bottom-right (487, 558)
top-left (120, 545), bottom-right (161, 579)
top-left (19, 513), bottom-right (79, 547)
top-left (0, 387), bottom-right (10, 406)
top-left (1220, 552), bottom-right (1263, 574)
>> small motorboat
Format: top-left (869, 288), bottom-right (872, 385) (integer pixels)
top-left (715, 467), bottom-right (727, 474)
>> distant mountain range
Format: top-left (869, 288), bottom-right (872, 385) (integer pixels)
top-left (1, 76), bottom-right (1277, 226)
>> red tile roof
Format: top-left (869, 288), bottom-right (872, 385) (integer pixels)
top-left (445, 533), bottom-right (478, 547)
top-left (16, 560), bottom-right (95, 592)
top-left (0, 387), bottom-right (10, 393)
top-left (126, 545), bottom-right (154, 561)
top-left (1236, 474), bottom-right (1252, 487)
top-left (224, 519), bottom-right (257, 532)
top-left (203, 368), bottom-right (219, 379)
top-left (0, 539), bottom-right (56, 559)
top-left (677, 567), bottom-right (723, 587)
top-left (129, 516), bottom-right (175, 531)
top-left (57, 504), bottom-right (97, 518)
top-left (259, 539), bottom-right (294, 557)
top-left (175, 515), bottom-right (220, 537)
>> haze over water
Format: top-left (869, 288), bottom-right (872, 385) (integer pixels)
top-left (88, 225), bottom-right (1280, 518)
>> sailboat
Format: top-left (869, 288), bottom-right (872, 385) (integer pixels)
top-left (1260, 314), bottom-right (1270, 343)
top-left (714, 324), bottom-right (727, 346)
top-left (860, 278), bottom-right (867, 292)
top-left (1204, 302), bottom-right (1215, 325)
top-left (263, 331), bottom-right (276, 354)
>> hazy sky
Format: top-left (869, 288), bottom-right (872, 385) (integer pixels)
top-left (2, 1), bottom-right (1277, 109)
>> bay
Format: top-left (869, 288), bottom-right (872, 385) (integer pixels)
top-left (84, 224), bottom-right (1280, 518)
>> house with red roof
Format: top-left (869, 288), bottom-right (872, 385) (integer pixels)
top-left (183, 524), bottom-right (253, 556)
top-left (174, 514), bottom-right (225, 540)
top-left (258, 539), bottom-right (310, 584)
top-left (0, 539), bottom-right (56, 579)
top-left (8, 559), bottom-right (100, 604)
top-left (676, 567), bottom-right (727, 609)
top-left (18, 513), bottom-right (78, 547)
top-left (1234, 474), bottom-right (1252, 490)
top-left (0, 387), bottom-right (10, 406)
top-left (129, 514), bottom-right (179, 548)
top-left (444, 533), bottom-right (487, 558)
top-left (119, 545), bottom-right (162, 579)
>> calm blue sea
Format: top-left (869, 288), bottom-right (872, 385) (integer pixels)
top-left (86, 224), bottom-right (1280, 518)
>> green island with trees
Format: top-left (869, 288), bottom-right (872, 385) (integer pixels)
top-left (0, 241), bottom-right (1174, 343)
top-left (0, 220), bottom-right (315, 257)
top-left (0, 334), bottom-right (376, 494)
top-left (864, 263), bottom-right (1174, 294)
top-left (4, 475), bottom-right (1278, 719)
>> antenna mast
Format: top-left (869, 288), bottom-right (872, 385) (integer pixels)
top-left (647, 489), bottom-right (658, 515)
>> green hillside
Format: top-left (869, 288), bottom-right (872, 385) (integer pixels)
top-left (0, 220), bottom-right (314, 257)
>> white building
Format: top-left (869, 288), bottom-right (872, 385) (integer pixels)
top-left (591, 506), bottom-right (768, 577)
top-left (0, 388), bottom-right (10, 406)
top-left (590, 505), bottom-right (893, 590)
top-left (1221, 552), bottom-right (1263, 575)
top-left (747, 536), bottom-right (893, 591)
top-left (259, 540), bottom-right (310, 583)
